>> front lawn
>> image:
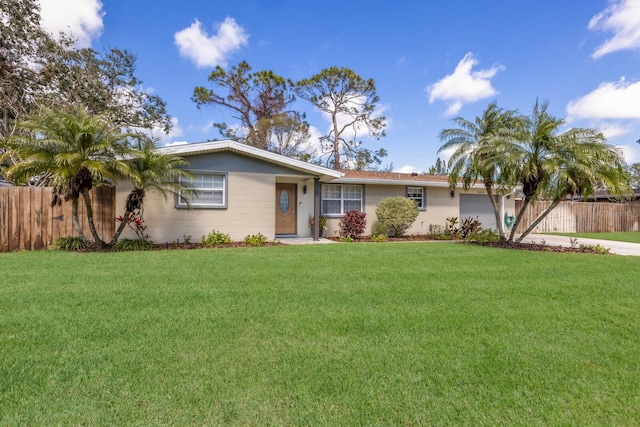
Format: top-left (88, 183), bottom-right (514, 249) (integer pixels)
top-left (548, 231), bottom-right (640, 244)
top-left (1, 243), bottom-right (639, 425)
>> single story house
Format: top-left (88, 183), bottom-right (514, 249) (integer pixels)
top-left (115, 140), bottom-right (516, 242)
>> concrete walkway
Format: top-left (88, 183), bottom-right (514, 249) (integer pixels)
top-left (520, 233), bottom-right (640, 256)
top-left (278, 236), bottom-right (336, 245)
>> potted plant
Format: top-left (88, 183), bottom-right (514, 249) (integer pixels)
top-left (308, 215), bottom-right (327, 237)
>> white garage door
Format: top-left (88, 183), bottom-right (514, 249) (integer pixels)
top-left (459, 194), bottom-right (497, 230)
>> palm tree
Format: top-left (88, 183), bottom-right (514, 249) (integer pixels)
top-left (438, 101), bottom-right (522, 240)
top-left (485, 100), bottom-right (632, 243)
top-left (2, 105), bottom-right (132, 247)
top-left (110, 140), bottom-right (192, 245)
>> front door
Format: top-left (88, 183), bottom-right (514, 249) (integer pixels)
top-left (275, 183), bottom-right (297, 235)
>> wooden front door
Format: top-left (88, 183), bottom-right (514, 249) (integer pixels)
top-left (275, 183), bottom-right (297, 235)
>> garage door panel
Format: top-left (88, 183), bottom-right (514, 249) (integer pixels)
top-left (460, 194), bottom-right (497, 230)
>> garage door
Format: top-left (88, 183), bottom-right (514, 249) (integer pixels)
top-left (459, 194), bottom-right (497, 230)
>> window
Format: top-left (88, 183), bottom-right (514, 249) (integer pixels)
top-left (177, 173), bottom-right (226, 208)
top-left (407, 186), bottom-right (425, 210)
top-left (321, 184), bottom-right (363, 215)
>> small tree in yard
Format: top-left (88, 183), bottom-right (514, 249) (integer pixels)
top-left (375, 196), bottom-right (419, 237)
top-left (338, 210), bottom-right (367, 240)
top-left (2, 105), bottom-right (132, 248)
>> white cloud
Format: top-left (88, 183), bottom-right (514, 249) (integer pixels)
top-left (427, 52), bottom-right (504, 116)
top-left (138, 117), bottom-right (186, 146)
top-left (39, 0), bottom-right (104, 47)
top-left (589, 0), bottom-right (640, 58)
top-left (174, 17), bottom-right (248, 68)
top-left (566, 78), bottom-right (640, 120)
top-left (598, 121), bottom-right (635, 139)
top-left (394, 165), bottom-right (422, 174)
top-left (616, 144), bottom-right (639, 163)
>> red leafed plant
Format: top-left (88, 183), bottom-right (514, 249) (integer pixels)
top-left (339, 210), bottom-right (367, 240)
top-left (116, 211), bottom-right (149, 241)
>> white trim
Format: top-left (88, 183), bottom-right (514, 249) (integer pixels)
top-left (321, 183), bottom-right (363, 216)
top-left (332, 177), bottom-right (487, 189)
top-left (406, 186), bottom-right (426, 210)
top-left (156, 140), bottom-right (343, 180)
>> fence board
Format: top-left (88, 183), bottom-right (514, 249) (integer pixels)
top-left (31, 188), bottom-right (43, 250)
top-left (0, 186), bottom-right (115, 252)
top-left (516, 200), bottom-right (640, 234)
top-left (9, 187), bottom-right (20, 250)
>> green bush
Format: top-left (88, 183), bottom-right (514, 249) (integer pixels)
top-left (53, 236), bottom-right (87, 251)
top-left (375, 196), bottom-right (419, 237)
top-left (244, 233), bottom-right (268, 247)
top-left (370, 234), bottom-right (388, 242)
top-left (371, 221), bottom-right (389, 237)
top-left (426, 224), bottom-right (451, 240)
top-left (112, 238), bottom-right (153, 252)
top-left (201, 230), bottom-right (231, 246)
top-left (579, 243), bottom-right (611, 254)
top-left (468, 229), bottom-right (501, 244)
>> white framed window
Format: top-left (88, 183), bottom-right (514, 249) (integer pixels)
top-left (321, 184), bottom-right (363, 215)
top-left (177, 173), bottom-right (227, 208)
top-left (407, 186), bottom-right (425, 210)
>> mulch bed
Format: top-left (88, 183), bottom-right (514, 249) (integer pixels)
top-left (151, 241), bottom-right (283, 250)
top-left (77, 237), bottom-right (605, 254)
top-left (326, 236), bottom-right (609, 254)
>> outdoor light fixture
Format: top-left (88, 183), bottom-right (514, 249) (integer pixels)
top-left (303, 185), bottom-right (307, 194)
top-left (450, 190), bottom-right (455, 198)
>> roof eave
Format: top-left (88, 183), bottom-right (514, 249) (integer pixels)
top-left (156, 140), bottom-right (343, 180)
top-left (330, 177), bottom-right (486, 189)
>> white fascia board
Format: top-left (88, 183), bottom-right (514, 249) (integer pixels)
top-left (331, 177), bottom-right (487, 189)
top-left (156, 140), bottom-right (343, 179)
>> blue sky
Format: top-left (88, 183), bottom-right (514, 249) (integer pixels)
top-left (39, 0), bottom-right (640, 172)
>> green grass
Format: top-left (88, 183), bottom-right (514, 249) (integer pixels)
top-left (547, 231), bottom-right (640, 244)
top-left (1, 243), bottom-right (639, 426)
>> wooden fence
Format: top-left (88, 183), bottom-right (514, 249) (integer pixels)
top-left (515, 200), bottom-right (640, 233)
top-left (0, 186), bottom-right (116, 252)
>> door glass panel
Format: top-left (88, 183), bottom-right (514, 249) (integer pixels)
top-left (279, 190), bottom-right (290, 214)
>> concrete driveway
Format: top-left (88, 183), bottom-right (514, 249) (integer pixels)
top-left (520, 234), bottom-right (640, 256)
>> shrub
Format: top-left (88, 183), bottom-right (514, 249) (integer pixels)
top-left (338, 210), bottom-right (367, 240)
top-left (426, 224), bottom-right (450, 240)
top-left (371, 221), bottom-right (389, 237)
top-left (53, 236), bottom-right (87, 251)
top-left (446, 217), bottom-right (460, 238)
top-left (375, 196), bottom-right (419, 237)
top-left (112, 238), bottom-right (153, 252)
top-left (244, 233), bottom-right (268, 247)
top-left (467, 229), bottom-right (501, 244)
top-left (201, 230), bottom-right (231, 246)
top-left (370, 234), bottom-right (387, 242)
top-left (459, 216), bottom-right (482, 238)
top-left (579, 243), bottom-right (610, 254)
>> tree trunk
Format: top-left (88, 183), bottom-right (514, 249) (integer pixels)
top-left (71, 197), bottom-right (88, 243)
top-left (514, 198), bottom-right (562, 243)
top-left (484, 181), bottom-right (506, 241)
top-left (507, 197), bottom-right (532, 243)
top-left (82, 189), bottom-right (105, 247)
top-left (109, 210), bottom-right (131, 246)
top-left (332, 114), bottom-right (340, 170)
